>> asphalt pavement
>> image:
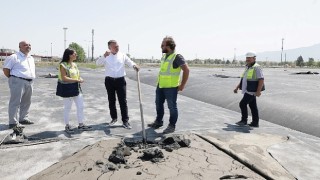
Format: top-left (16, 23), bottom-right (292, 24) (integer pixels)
top-left (126, 67), bottom-right (320, 138)
top-left (0, 66), bottom-right (319, 180)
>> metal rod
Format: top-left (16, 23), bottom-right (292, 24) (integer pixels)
top-left (136, 71), bottom-right (147, 144)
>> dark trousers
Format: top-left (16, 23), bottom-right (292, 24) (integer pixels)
top-left (155, 86), bottom-right (178, 127)
top-left (104, 77), bottom-right (128, 122)
top-left (239, 93), bottom-right (259, 125)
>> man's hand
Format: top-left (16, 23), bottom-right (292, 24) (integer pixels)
top-left (178, 84), bottom-right (185, 91)
top-left (255, 91), bottom-right (261, 97)
top-left (104, 51), bottom-right (111, 58)
top-left (3, 68), bottom-right (10, 78)
top-left (233, 88), bottom-right (238, 93)
top-left (133, 65), bottom-right (140, 72)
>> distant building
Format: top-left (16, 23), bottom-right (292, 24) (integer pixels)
top-left (31, 55), bottom-right (42, 62)
top-left (0, 48), bottom-right (51, 62)
top-left (0, 48), bottom-right (16, 61)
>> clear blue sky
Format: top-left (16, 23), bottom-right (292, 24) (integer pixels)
top-left (1, 0), bottom-right (319, 60)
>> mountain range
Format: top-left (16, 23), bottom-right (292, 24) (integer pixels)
top-left (237, 43), bottom-right (320, 62)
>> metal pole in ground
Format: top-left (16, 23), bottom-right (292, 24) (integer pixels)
top-left (136, 71), bottom-right (147, 144)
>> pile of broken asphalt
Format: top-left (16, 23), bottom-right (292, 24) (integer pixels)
top-left (28, 133), bottom-right (294, 180)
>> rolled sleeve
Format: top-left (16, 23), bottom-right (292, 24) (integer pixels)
top-left (124, 54), bottom-right (136, 68)
top-left (96, 56), bottom-right (106, 66)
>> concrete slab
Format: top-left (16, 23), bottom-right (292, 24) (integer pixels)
top-left (29, 134), bottom-right (265, 180)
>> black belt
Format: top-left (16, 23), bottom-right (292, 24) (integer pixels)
top-left (10, 75), bottom-right (33, 82)
top-left (105, 76), bottom-right (124, 80)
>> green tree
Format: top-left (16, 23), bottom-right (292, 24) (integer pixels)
top-left (69, 42), bottom-right (86, 62)
top-left (307, 58), bottom-right (315, 67)
top-left (296, 55), bottom-right (304, 67)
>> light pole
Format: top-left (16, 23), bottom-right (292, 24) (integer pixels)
top-left (281, 38), bottom-right (284, 64)
top-left (63, 27), bottom-right (68, 50)
top-left (233, 48), bottom-right (236, 61)
top-left (50, 43), bottom-right (52, 57)
top-left (91, 29), bottom-right (94, 61)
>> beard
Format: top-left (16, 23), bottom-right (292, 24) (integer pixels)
top-left (162, 48), bottom-right (168, 53)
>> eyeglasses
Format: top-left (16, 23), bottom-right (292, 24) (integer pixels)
top-left (23, 44), bottom-right (31, 47)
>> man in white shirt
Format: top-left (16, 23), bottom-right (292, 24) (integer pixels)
top-left (3, 41), bottom-right (36, 129)
top-left (96, 40), bottom-right (139, 129)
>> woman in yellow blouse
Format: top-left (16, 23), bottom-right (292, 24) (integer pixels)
top-left (59, 48), bottom-right (91, 133)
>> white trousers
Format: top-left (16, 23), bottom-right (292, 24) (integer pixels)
top-left (63, 93), bottom-right (84, 125)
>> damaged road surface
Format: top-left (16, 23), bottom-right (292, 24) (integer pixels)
top-left (29, 134), bottom-right (264, 180)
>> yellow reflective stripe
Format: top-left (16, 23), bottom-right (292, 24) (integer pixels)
top-left (159, 53), bottom-right (177, 75)
top-left (241, 63), bottom-right (259, 80)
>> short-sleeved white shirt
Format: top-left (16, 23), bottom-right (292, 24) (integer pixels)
top-left (3, 51), bottom-right (36, 79)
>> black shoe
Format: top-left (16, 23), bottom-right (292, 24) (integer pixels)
top-left (78, 124), bottom-right (92, 131)
top-left (249, 123), bottom-right (259, 128)
top-left (19, 120), bottom-right (34, 125)
top-left (147, 121), bottom-right (163, 129)
top-left (65, 125), bottom-right (75, 133)
top-left (163, 125), bottom-right (175, 134)
top-left (9, 124), bottom-right (25, 129)
top-left (123, 122), bottom-right (132, 129)
top-left (108, 119), bottom-right (117, 126)
top-left (235, 120), bottom-right (247, 126)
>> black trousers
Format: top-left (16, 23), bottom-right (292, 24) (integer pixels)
top-left (104, 77), bottom-right (128, 122)
top-left (239, 93), bottom-right (259, 125)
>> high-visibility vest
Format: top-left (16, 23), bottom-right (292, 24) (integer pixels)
top-left (158, 53), bottom-right (181, 88)
top-left (58, 62), bottom-right (80, 82)
top-left (240, 63), bottom-right (265, 92)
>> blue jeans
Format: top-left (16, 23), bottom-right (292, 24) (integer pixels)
top-left (155, 86), bottom-right (178, 127)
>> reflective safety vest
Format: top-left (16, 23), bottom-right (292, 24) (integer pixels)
top-left (158, 53), bottom-right (181, 88)
top-left (58, 62), bottom-right (80, 82)
top-left (240, 63), bottom-right (265, 92)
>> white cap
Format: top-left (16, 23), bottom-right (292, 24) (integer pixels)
top-left (246, 51), bottom-right (256, 57)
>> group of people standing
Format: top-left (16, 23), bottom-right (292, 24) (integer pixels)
top-left (2, 36), bottom-right (264, 135)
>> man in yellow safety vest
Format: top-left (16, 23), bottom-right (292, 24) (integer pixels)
top-left (234, 51), bottom-right (265, 127)
top-left (148, 36), bottom-right (190, 133)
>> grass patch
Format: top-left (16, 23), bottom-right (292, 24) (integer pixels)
top-left (34, 62), bottom-right (100, 69)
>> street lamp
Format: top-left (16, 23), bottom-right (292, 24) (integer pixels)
top-left (50, 43), bottom-right (52, 57)
top-left (91, 29), bottom-right (94, 61)
top-left (281, 38), bottom-right (284, 64)
top-left (63, 27), bottom-right (68, 50)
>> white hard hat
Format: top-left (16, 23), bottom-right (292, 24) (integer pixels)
top-left (246, 51), bottom-right (256, 57)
